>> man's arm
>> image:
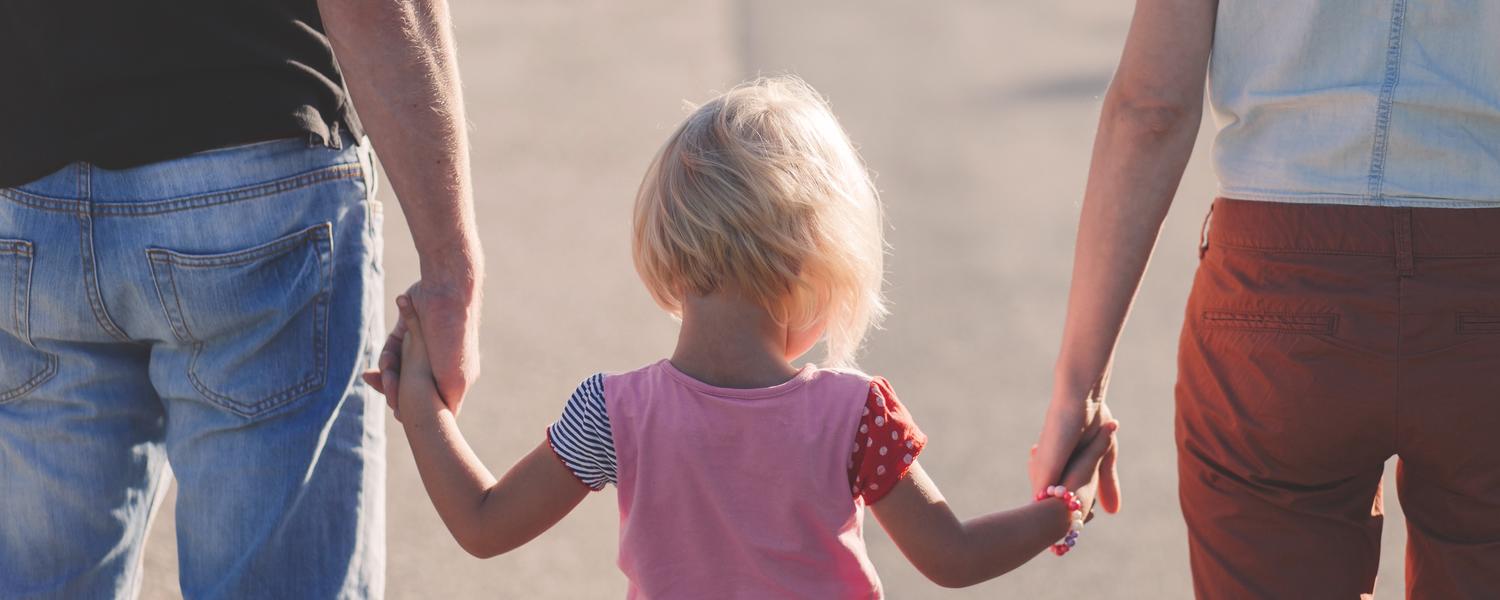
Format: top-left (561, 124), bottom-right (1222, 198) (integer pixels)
top-left (318, 0), bottom-right (484, 410)
top-left (1030, 0), bottom-right (1217, 511)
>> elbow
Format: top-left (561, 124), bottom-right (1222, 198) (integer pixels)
top-left (454, 534), bottom-right (495, 559)
top-left (1102, 87), bottom-right (1200, 139)
top-left (458, 541), bottom-right (500, 560)
top-left (452, 529), bottom-right (511, 560)
top-left (912, 550), bottom-right (983, 589)
top-left (920, 564), bottom-right (981, 589)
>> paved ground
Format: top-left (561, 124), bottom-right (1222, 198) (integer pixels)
top-left (141, 1), bottom-right (1412, 597)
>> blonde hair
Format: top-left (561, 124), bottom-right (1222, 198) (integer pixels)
top-left (633, 76), bottom-right (886, 367)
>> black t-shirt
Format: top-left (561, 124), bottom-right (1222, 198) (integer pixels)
top-left (0, 0), bottom-right (363, 188)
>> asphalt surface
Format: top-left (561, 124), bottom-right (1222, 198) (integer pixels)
top-left (140, 2), bottom-right (1411, 597)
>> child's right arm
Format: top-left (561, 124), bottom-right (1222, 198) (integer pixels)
top-left (870, 420), bottom-right (1117, 588)
top-left (392, 296), bottom-right (591, 558)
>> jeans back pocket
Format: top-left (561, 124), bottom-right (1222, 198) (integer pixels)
top-left (147, 223), bottom-right (333, 417)
top-left (0, 239), bottom-right (57, 403)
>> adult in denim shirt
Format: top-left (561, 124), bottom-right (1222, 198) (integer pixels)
top-left (0, 1), bottom-right (482, 598)
top-left (1031, 1), bottom-right (1500, 597)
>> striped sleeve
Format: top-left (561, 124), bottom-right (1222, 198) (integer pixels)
top-left (546, 374), bottom-right (617, 491)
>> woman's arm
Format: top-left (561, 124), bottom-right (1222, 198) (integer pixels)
top-left (1030, 0), bottom-right (1218, 513)
top-left (874, 423), bottom-right (1117, 588)
top-left (394, 297), bottom-right (589, 558)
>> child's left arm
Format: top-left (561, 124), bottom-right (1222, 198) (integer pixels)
top-left (391, 296), bottom-right (590, 558)
top-left (871, 421), bottom-right (1117, 588)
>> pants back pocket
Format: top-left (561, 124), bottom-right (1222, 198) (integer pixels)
top-left (0, 239), bottom-right (57, 403)
top-left (147, 223), bottom-right (333, 417)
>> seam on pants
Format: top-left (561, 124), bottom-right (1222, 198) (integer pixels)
top-left (1208, 241), bottom-right (1391, 258)
top-left (11, 243), bottom-right (20, 339)
top-left (0, 163), bottom-right (360, 216)
top-left (1394, 209), bottom-right (1414, 277)
top-left (76, 164), bottom-right (132, 342)
top-left (1366, 0), bottom-right (1408, 205)
top-left (1394, 276), bottom-right (1404, 455)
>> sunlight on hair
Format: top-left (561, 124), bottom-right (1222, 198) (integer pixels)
top-left (632, 75), bottom-right (886, 367)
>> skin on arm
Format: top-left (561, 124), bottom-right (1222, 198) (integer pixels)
top-left (318, 0), bottom-right (485, 411)
top-left (393, 297), bottom-right (589, 558)
top-left (874, 422), bottom-right (1118, 588)
top-left (1031, 0), bottom-right (1219, 512)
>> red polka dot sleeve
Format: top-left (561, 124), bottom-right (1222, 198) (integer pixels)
top-left (849, 377), bottom-right (926, 504)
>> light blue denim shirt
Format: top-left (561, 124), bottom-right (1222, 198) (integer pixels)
top-left (1210, 1), bottom-right (1500, 207)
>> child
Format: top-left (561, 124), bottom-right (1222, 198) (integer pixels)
top-left (374, 76), bottom-right (1117, 597)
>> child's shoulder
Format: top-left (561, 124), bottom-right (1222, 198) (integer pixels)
top-left (806, 365), bottom-right (876, 385)
top-left (572, 359), bottom-right (685, 400)
top-left (808, 366), bottom-right (905, 392)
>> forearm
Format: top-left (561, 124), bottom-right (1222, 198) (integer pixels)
top-left (944, 500), bottom-right (1074, 587)
top-left (875, 466), bottom-right (1072, 588)
top-left (1052, 0), bottom-right (1215, 403)
top-left (402, 413), bottom-right (588, 557)
top-left (401, 410), bottom-right (499, 553)
top-left (1053, 88), bottom-right (1201, 402)
top-left (318, 0), bottom-right (483, 290)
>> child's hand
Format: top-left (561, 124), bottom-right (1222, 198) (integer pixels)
top-left (392, 294), bottom-right (448, 423)
top-left (1057, 418), bottom-right (1119, 522)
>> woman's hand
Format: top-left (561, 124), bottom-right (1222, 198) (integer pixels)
top-left (1056, 417), bottom-right (1120, 519)
top-left (1030, 399), bottom-right (1120, 513)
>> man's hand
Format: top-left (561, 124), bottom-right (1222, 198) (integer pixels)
top-left (1030, 399), bottom-right (1120, 514)
top-left (363, 280), bottom-right (480, 415)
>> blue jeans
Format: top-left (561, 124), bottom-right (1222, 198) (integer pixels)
top-left (0, 135), bottom-right (386, 599)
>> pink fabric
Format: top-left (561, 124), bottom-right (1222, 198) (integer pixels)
top-left (606, 359), bottom-right (882, 599)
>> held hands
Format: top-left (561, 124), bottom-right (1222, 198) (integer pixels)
top-left (1050, 418), bottom-right (1119, 521)
top-left (1031, 397), bottom-right (1121, 514)
top-left (362, 279), bottom-right (481, 415)
top-left (363, 294), bottom-right (448, 423)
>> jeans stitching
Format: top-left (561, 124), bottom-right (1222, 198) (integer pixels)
top-left (152, 227), bottom-right (334, 417)
top-left (146, 255), bottom-right (194, 343)
top-left (0, 355), bottom-right (57, 404)
top-left (11, 245), bottom-right (20, 339)
top-left (0, 245), bottom-right (57, 403)
top-left (76, 166), bottom-right (132, 342)
top-left (1366, 0), bottom-right (1408, 205)
top-left (0, 164), bottom-right (360, 215)
top-left (146, 223), bottom-right (332, 268)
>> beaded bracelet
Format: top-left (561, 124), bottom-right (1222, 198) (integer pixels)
top-left (1034, 485), bottom-right (1086, 556)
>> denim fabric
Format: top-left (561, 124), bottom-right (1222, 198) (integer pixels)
top-left (1211, 1), bottom-right (1500, 207)
top-left (0, 134), bottom-right (385, 599)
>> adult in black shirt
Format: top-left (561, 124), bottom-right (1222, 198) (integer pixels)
top-left (0, 1), bottom-right (483, 597)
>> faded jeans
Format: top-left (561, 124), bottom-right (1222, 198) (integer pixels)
top-left (0, 134), bottom-right (385, 599)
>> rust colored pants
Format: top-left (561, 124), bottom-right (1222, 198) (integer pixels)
top-left (1177, 198), bottom-right (1500, 599)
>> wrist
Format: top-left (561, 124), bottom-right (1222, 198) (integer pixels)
top-left (418, 241), bottom-right (485, 294)
top-left (1035, 485), bottom-right (1088, 556)
top-left (400, 400), bottom-right (452, 431)
top-left (1051, 368), bottom-right (1104, 407)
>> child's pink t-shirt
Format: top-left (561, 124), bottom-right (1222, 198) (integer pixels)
top-left (546, 360), bottom-right (926, 599)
